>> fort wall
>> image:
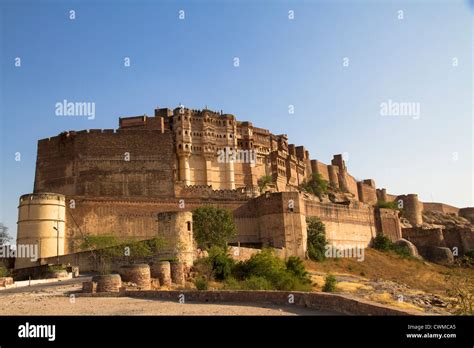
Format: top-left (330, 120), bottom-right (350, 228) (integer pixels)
top-left (423, 202), bottom-right (460, 215)
top-left (63, 195), bottom-right (250, 255)
top-left (310, 160), bottom-right (330, 182)
top-left (34, 130), bottom-right (176, 198)
top-left (375, 208), bottom-right (402, 242)
top-left (304, 200), bottom-right (375, 247)
top-left (17, 105), bottom-right (473, 268)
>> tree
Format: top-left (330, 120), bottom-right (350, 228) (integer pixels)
top-left (79, 234), bottom-right (122, 274)
top-left (300, 173), bottom-right (328, 198)
top-left (257, 175), bottom-right (273, 193)
top-left (78, 234), bottom-right (165, 273)
top-left (0, 223), bottom-right (11, 246)
top-left (306, 217), bottom-right (327, 261)
top-left (193, 206), bottom-right (237, 250)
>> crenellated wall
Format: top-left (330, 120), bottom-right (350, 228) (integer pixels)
top-left (34, 129), bottom-right (176, 198)
top-left (17, 104), bottom-right (472, 270)
top-left (357, 180), bottom-right (378, 205)
top-left (422, 202), bottom-right (460, 215)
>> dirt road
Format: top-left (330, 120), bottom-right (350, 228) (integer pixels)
top-left (0, 277), bottom-right (338, 316)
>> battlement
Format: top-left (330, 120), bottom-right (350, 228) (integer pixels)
top-left (39, 129), bottom-right (121, 143)
top-left (17, 103), bottom-right (470, 269)
top-left (32, 104), bottom-right (433, 210)
top-left (171, 106), bottom-right (236, 120)
top-left (176, 184), bottom-right (258, 200)
top-left (19, 193), bottom-right (66, 202)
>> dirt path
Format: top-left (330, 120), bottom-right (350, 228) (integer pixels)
top-left (0, 280), bottom-right (337, 316)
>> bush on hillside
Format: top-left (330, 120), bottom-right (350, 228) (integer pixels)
top-left (373, 234), bottom-right (411, 258)
top-left (322, 274), bottom-right (337, 292)
top-left (207, 246), bottom-right (234, 280)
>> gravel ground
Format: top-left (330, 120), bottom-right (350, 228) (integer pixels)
top-left (0, 279), bottom-right (337, 316)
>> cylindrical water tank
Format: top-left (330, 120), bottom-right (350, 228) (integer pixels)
top-left (16, 193), bottom-right (66, 269)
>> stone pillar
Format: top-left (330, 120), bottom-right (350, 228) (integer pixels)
top-left (119, 264), bottom-right (151, 290)
top-left (204, 156), bottom-right (213, 187)
top-left (179, 155), bottom-right (191, 185)
top-left (227, 160), bottom-right (235, 189)
top-left (92, 274), bottom-right (122, 293)
top-left (151, 261), bottom-right (171, 287)
top-left (170, 262), bottom-right (185, 286)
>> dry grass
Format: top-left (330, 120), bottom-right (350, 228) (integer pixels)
top-left (368, 292), bottom-right (424, 312)
top-left (304, 248), bottom-right (474, 295)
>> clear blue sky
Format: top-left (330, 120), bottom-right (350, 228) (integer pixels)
top-left (1, 0), bottom-right (472, 239)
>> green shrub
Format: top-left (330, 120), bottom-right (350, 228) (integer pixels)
top-left (145, 236), bottom-right (166, 253)
top-left (207, 246), bottom-right (234, 280)
top-left (194, 276), bottom-right (209, 291)
top-left (376, 200), bottom-right (400, 210)
top-left (392, 244), bottom-right (411, 258)
top-left (257, 175), bottom-right (273, 193)
top-left (373, 235), bottom-right (392, 251)
top-left (464, 250), bottom-right (474, 258)
top-left (373, 235), bottom-right (412, 258)
top-left (47, 265), bottom-right (66, 273)
top-left (242, 276), bottom-right (273, 290)
top-left (231, 260), bottom-right (250, 280)
top-left (234, 249), bottom-right (312, 291)
top-left (192, 258), bottom-right (213, 280)
top-left (300, 173), bottom-right (328, 198)
top-left (0, 266), bottom-right (9, 277)
top-left (306, 217), bottom-right (327, 261)
top-left (193, 248), bottom-right (313, 292)
top-left (193, 206), bottom-right (237, 249)
top-left (274, 272), bottom-right (312, 291)
top-left (223, 277), bottom-right (241, 290)
top-left (242, 249), bottom-right (287, 282)
top-left (286, 256), bottom-right (309, 281)
top-left (322, 274), bottom-right (337, 292)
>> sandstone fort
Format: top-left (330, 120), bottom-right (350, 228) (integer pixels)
top-left (15, 105), bottom-right (474, 269)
